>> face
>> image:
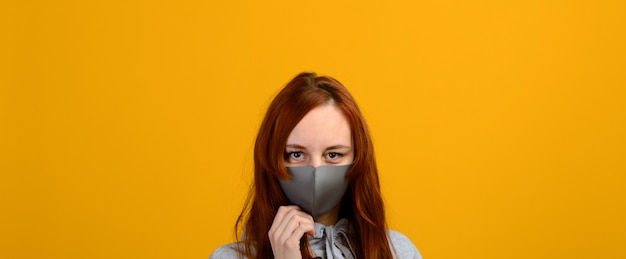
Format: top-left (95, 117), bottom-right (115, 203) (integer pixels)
top-left (285, 103), bottom-right (354, 167)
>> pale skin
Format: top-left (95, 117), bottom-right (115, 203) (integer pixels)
top-left (268, 103), bottom-right (355, 259)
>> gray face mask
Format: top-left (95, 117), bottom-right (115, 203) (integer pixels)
top-left (278, 164), bottom-right (352, 218)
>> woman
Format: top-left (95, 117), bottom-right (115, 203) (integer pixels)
top-left (211, 73), bottom-right (421, 258)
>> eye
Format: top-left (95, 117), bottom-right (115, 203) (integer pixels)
top-left (288, 151), bottom-right (304, 160)
top-left (326, 152), bottom-right (342, 160)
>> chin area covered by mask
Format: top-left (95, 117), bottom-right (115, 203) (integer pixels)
top-left (278, 164), bottom-right (352, 218)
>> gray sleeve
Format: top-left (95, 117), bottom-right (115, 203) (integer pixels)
top-left (209, 243), bottom-right (244, 259)
top-left (389, 230), bottom-right (423, 259)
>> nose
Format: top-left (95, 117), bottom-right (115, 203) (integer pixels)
top-left (309, 157), bottom-right (323, 168)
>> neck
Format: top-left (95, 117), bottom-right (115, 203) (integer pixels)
top-left (315, 204), bottom-right (340, 226)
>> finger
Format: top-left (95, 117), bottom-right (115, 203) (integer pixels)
top-left (286, 217), bottom-right (315, 242)
top-left (287, 210), bottom-right (314, 236)
top-left (286, 208), bottom-right (314, 236)
top-left (269, 206), bottom-right (302, 240)
top-left (295, 218), bottom-right (315, 237)
top-left (272, 207), bottom-right (304, 241)
top-left (277, 213), bottom-right (315, 245)
top-left (269, 206), bottom-right (297, 232)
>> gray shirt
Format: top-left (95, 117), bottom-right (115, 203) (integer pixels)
top-left (210, 219), bottom-right (422, 259)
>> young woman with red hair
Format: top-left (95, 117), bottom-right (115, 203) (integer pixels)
top-left (211, 73), bottom-right (421, 259)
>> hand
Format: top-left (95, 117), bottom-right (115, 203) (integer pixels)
top-left (268, 205), bottom-right (315, 259)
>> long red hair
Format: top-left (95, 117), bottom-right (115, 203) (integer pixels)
top-left (235, 72), bottom-right (393, 258)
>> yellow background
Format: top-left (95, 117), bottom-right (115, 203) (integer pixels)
top-left (1, 0), bottom-right (625, 258)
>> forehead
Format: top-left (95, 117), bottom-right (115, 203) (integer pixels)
top-left (286, 104), bottom-right (352, 147)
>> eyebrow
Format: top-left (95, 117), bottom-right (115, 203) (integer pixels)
top-left (285, 144), bottom-right (352, 150)
top-left (325, 145), bottom-right (352, 151)
top-left (285, 144), bottom-right (307, 150)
